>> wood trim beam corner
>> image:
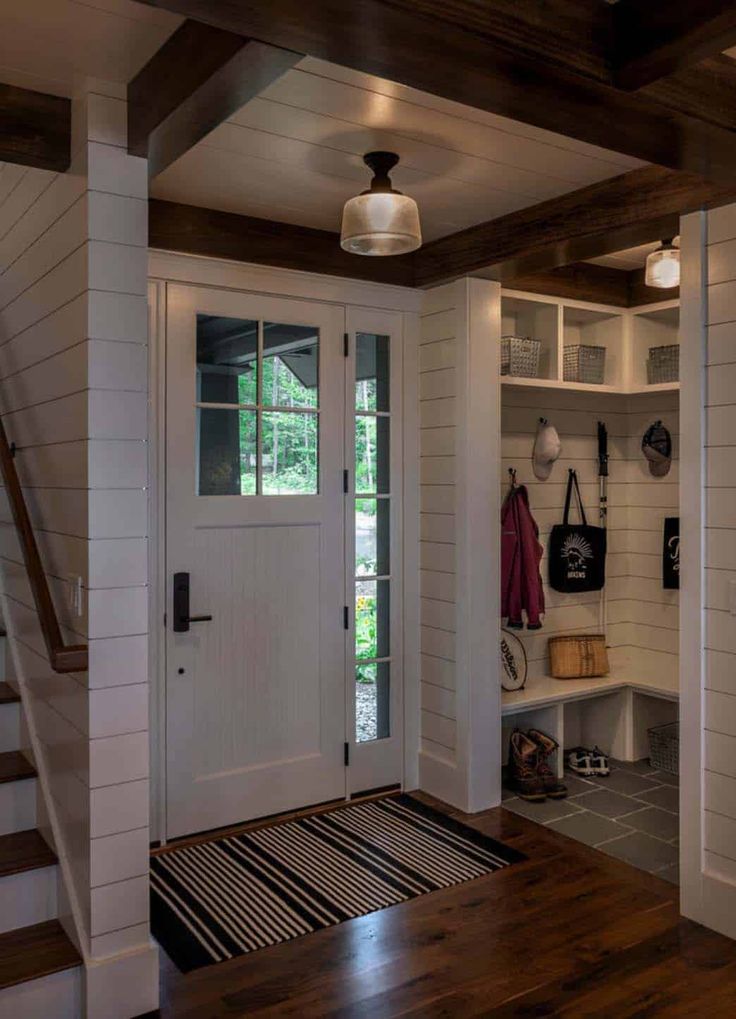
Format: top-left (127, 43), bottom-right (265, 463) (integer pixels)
top-left (128, 18), bottom-right (301, 178)
top-left (413, 165), bottom-right (735, 287)
top-left (613, 1), bottom-right (736, 90)
top-left (0, 83), bottom-right (70, 173)
top-left (136, 0), bottom-right (736, 186)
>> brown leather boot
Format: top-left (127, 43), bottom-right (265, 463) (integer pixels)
top-left (508, 730), bottom-right (546, 801)
top-left (527, 729), bottom-right (568, 799)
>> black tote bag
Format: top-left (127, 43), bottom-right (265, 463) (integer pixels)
top-left (549, 469), bottom-right (606, 593)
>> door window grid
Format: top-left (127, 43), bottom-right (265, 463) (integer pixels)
top-left (196, 316), bottom-right (320, 495)
top-left (354, 332), bottom-right (391, 743)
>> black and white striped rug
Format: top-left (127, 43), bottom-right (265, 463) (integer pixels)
top-left (151, 794), bottom-right (524, 972)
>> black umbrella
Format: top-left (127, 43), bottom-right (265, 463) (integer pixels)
top-left (597, 421), bottom-right (608, 527)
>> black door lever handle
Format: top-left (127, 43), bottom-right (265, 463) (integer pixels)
top-left (173, 572), bottom-right (213, 632)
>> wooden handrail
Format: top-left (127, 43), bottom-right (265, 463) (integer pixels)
top-left (0, 415), bottom-right (88, 673)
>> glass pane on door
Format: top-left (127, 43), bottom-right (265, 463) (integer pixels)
top-left (353, 332), bottom-right (391, 743)
top-left (263, 323), bottom-right (319, 408)
top-left (197, 408), bottom-right (257, 495)
top-left (195, 315), bottom-right (320, 495)
top-left (261, 411), bottom-right (318, 495)
top-left (196, 314), bottom-right (258, 405)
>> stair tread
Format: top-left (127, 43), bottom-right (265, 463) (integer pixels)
top-left (0, 829), bottom-right (57, 878)
top-left (0, 751), bottom-right (36, 784)
top-left (0, 920), bottom-right (81, 991)
top-left (0, 683), bottom-right (19, 705)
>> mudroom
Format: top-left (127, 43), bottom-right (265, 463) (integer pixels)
top-left (418, 245), bottom-right (683, 883)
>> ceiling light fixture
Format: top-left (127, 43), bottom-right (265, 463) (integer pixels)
top-left (645, 239), bottom-right (680, 289)
top-left (340, 152), bottom-right (422, 256)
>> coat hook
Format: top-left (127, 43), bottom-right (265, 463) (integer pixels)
top-left (508, 467), bottom-right (517, 488)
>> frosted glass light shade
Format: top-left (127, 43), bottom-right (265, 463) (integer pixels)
top-left (645, 245), bottom-right (680, 288)
top-left (340, 191), bottom-right (422, 256)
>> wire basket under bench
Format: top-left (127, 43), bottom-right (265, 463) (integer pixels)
top-left (647, 721), bottom-right (679, 775)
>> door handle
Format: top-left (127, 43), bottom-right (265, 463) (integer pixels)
top-left (173, 572), bottom-right (213, 632)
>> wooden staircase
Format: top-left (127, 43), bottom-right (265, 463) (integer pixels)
top-left (0, 673), bottom-right (83, 1015)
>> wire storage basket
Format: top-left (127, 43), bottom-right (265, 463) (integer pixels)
top-left (563, 344), bottom-right (606, 385)
top-left (646, 344), bottom-right (679, 385)
top-left (500, 336), bottom-right (541, 378)
top-left (647, 721), bottom-right (679, 775)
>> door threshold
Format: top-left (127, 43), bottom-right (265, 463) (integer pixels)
top-left (152, 785), bottom-right (403, 855)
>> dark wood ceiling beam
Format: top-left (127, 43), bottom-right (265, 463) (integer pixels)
top-left (506, 263), bottom-right (631, 308)
top-left (506, 262), bottom-right (680, 308)
top-left (135, 0), bottom-right (736, 186)
top-left (149, 163), bottom-right (711, 293)
top-left (376, 0), bottom-right (613, 84)
top-left (128, 19), bottom-right (300, 178)
top-left (641, 55), bottom-right (736, 132)
top-left (0, 83), bottom-right (70, 173)
top-left (613, 0), bottom-right (736, 91)
top-left (414, 165), bottom-right (735, 287)
top-left (148, 199), bottom-right (416, 287)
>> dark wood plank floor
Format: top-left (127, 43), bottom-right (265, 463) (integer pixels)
top-left (158, 794), bottom-right (736, 1017)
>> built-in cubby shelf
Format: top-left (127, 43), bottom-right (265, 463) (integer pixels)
top-left (499, 290), bottom-right (679, 395)
top-left (502, 670), bottom-right (678, 777)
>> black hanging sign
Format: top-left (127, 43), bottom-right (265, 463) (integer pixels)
top-left (663, 517), bottom-right (680, 590)
top-left (549, 469), bottom-right (607, 593)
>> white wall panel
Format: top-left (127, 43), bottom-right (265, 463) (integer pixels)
top-left (0, 82), bottom-right (155, 1004)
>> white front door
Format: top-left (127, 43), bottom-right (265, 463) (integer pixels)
top-left (165, 285), bottom-right (346, 838)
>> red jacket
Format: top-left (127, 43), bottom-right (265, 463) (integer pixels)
top-left (501, 484), bottom-right (545, 629)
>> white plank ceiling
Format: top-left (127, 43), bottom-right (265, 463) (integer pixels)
top-left (0, 0), bottom-right (180, 97)
top-left (151, 56), bottom-right (646, 242)
top-left (588, 239), bottom-right (680, 270)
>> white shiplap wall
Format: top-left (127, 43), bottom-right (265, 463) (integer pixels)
top-left (704, 204), bottom-right (736, 892)
top-left (613, 392), bottom-right (679, 677)
top-left (500, 386), bottom-right (679, 684)
top-left (419, 283), bottom-right (459, 785)
top-left (419, 278), bottom-right (500, 812)
top-left (0, 84), bottom-right (156, 1016)
top-left (501, 388), bottom-right (622, 677)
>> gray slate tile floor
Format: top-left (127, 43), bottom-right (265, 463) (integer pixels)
top-left (503, 757), bottom-right (680, 883)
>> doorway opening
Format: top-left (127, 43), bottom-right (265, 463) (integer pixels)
top-left (158, 284), bottom-right (404, 841)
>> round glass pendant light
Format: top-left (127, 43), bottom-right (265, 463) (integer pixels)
top-left (340, 152), bottom-right (422, 256)
top-left (645, 239), bottom-right (680, 289)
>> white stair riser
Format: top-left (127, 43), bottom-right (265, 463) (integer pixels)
top-left (0, 701), bottom-right (20, 752)
top-left (0, 777), bottom-right (36, 835)
top-left (0, 964), bottom-right (82, 1019)
top-left (0, 865), bottom-right (57, 933)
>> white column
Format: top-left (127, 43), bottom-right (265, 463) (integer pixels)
top-left (680, 204), bottom-right (736, 941)
top-left (75, 80), bottom-right (157, 1018)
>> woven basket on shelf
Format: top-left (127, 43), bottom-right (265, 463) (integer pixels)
top-left (548, 635), bottom-right (609, 679)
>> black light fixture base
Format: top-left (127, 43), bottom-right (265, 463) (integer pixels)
top-left (363, 151), bottom-right (400, 191)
